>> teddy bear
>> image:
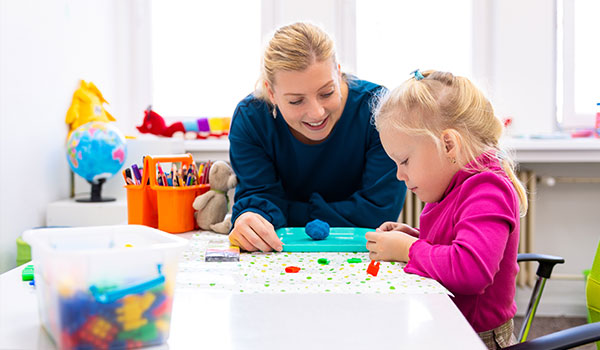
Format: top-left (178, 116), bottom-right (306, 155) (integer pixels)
top-left (192, 161), bottom-right (238, 234)
top-left (65, 80), bottom-right (116, 139)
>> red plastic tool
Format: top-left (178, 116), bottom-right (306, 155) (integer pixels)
top-left (285, 266), bottom-right (301, 273)
top-left (367, 260), bottom-right (380, 276)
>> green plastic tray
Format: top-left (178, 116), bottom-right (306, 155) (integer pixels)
top-left (276, 227), bottom-right (372, 252)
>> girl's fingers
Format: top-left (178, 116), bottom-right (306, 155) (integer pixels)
top-left (365, 231), bottom-right (379, 242)
top-left (229, 231), bottom-right (256, 252)
top-left (369, 251), bottom-right (379, 260)
top-left (242, 224), bottom-right (272, 252)
top-left (255, 216), bottom-right (283, 251)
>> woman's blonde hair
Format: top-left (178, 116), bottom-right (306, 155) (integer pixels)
top-left (374, 70), bottom-right (528, 215)
top-left (254, 22), bottom-right (338, 103)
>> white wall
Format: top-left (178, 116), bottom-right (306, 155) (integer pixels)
top-left (0, 0), bottom-right (147, 273)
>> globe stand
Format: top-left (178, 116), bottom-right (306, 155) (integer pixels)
top-left (76, 178), bottom-right (115, 203)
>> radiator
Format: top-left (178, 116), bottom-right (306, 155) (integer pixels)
top-left (518, 170), bottom-right (537, 287)
top-left (400, 190), bottom-right (423, 228)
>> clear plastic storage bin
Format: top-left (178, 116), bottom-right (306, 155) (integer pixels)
top-left (23, 225), bottom-right (188, 349)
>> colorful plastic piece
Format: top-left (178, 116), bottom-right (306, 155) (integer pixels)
top-left (21, 265), bottom-right (34, 281)
top-left (150, 297), bottom-right (171, 318)
top-left (347, 258), bottom-right (362, 264)
top-left (367, 260), bottom-right (381, 277)
top-left (117, 322), bottom-right (158, 342)
top-left (317, 258), bottom-right (330, 265)
top-left (285, 266), bottom-right (301, 273)
top-left (77, 315), bottom-right (118, 348)
top-left (116, 293), bottom-right (156, 331)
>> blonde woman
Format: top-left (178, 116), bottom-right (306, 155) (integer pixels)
top-left (368, 69), bottom-right (527, 349)
top-left (228, 22), bottom-right (406, 252)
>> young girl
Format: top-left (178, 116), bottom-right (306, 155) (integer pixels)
top-left (366, 69), bottom-right (527, 349)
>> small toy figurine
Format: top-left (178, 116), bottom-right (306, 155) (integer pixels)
top-left (65, 80), bottom-right (116, 139)
top-left (136, 106), bottom-right (229, 139)
top-left (367, 260), bottom-right (380, 277)
top-left (192, 161), bottom-right (238, 234)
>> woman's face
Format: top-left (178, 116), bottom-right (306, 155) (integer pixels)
top-left (267, 59), bottom-right (347, 144)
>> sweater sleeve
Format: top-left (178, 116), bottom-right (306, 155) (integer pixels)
top-left (229, 105), bottom-right (288, 229)
top-left (404, 174), bottom-right (518, 295)
top-left (288, 126), bottom-right (406, 228)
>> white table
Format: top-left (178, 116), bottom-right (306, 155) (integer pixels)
top-left (0, 237), bottom-right (486, 350)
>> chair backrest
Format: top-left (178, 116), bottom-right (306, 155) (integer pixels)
top-left (586, 239), bottom-right (600, 350)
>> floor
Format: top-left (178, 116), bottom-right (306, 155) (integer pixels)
top-left (513, 316), bottom-right (597, 349)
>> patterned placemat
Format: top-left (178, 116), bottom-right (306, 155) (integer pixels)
top-left (176, 232), bottom-right (450, 295)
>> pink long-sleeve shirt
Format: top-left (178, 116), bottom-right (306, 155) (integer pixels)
top-left (404, 155), bottom-right (520, 333)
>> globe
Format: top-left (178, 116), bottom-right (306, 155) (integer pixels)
top-left (66, 121), bottom-right (127, 202)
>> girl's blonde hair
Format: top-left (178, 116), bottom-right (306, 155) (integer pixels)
top-left (254, 22), bottom-right (338, 103)
top-left (374, 70), bottom-right (528, 215)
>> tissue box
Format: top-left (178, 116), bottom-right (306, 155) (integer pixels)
top-left (23, 225), bottom-right (188, 349)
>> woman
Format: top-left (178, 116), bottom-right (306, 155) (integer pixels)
top-left (229, 22), bottom-right (406, 252)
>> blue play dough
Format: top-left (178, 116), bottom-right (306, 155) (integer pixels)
top-left (305, 219), bottom-right (330, 240)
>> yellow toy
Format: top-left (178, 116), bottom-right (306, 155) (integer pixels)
top-left (65, 80), bottom-right (116, 139)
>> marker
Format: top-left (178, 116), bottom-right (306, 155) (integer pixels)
top-left (157, 162), bottom-right (167, 186)
top-left (185, 167), bottom-right (194, 186)
top-left (166, 172), bottom-right (173, 186)
top-left (202, 161), bottom-right (212, 184)
top-left (125, 168), bottom-right (134, 184)
top-left (182, 164), bottom-right (188, 184)
top-left (131, 164), bottom-right (142, 185)
top-left (122, 169), bottom-right (134, 185)
top-left (191, 162), bottom-right (198, 179)
top-left (122, 169), bottom-right (128, 184)
top-left (198, 163), bottom-right (205, 184)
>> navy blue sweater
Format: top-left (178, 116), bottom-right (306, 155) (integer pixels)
top-left (229, 78), bottom-right (406, 229)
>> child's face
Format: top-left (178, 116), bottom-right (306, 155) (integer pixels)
top-left (380, 128), bottom-right (458, 203)
top-left (267, 58), bottom-right (345, 144)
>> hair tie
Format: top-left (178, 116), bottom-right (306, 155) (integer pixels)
top-left (411, 69), bottom-right (424, 81)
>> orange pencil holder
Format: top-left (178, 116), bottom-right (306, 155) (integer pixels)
top-left (125, 154), bottom-right (210, 233)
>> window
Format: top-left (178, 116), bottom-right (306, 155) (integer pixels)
top-left (150, 0), bottom-right (262, 118)
top-left (558, 0), bottom-right (600, 128)
top-left (355, 0), bottom-right (472, 90)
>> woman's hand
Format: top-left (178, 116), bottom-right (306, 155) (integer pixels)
top-left (229, 212), bottom-right (283, 252)
top-left (376, 221), bottom-right (420, 237)
top-left (365, 230), bottom-right (418, 262)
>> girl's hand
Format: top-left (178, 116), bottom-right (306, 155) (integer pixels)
top-left (365, 230), bottom-right (418, 262)
top-left (229, 212), bottom-right (283, 252)
top-left (376, 221), bottom-right (420, 237)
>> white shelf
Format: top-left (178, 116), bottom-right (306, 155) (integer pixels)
top-left (184, 139), bottom-right (230, 161)
top-left (182, 137), bottom-right (600, 163)
top-left (502, 137), bottom-right (600, 163)
top-left (46, 199), bottom-right (127, 227)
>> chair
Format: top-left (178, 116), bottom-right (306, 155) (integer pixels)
top-left (585, 239), bottom-right (600, 350)
top-left (516, 253), bottom-right (565, 342)
top-left (505, 322), bottom-right (600, 350)
top-left (506, 242), bottom-right (600, 350)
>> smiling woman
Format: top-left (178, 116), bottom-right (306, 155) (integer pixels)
top-left (227, 22), bottom-right (407, 253)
